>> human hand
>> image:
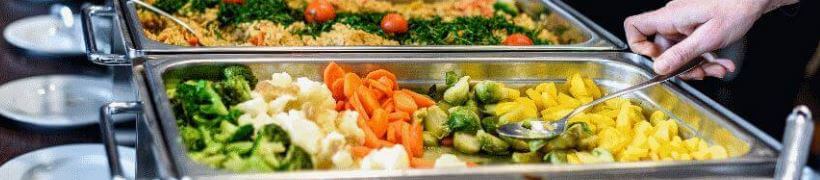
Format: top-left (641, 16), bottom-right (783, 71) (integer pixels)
top-left (624, 0), bottom-right (797, 80)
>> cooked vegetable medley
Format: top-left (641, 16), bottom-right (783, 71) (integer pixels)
top-left (139, 0), bottom-right (585, 46)
top-left (168, 63), bottom-right (730, 173)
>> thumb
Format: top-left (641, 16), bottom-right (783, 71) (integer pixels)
top-left (654, 20), bottom-right (723, 75)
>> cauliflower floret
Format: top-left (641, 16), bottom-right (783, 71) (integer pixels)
top-left (360, 145), bottom-right (410, 170)
top-left (294, 77), bottom-right (336, 120)
top-left (273, 110), bottom-right (323, 154)
top-left (268, 94), bottom-right (296, 115)
top-left (434, 154), bottom-right (468, 168)
top-left (270, 72), bottom-right (293, 87)
top-left (315, 109), bottom-right (339, 133)
top-left (332, 149), bottom-right (355, 169)
top-left (337, 111), bottom-right (365, 145)
top-left (236, 97), bottom-right (267, 117)
top-left (317, 131), bottom-right (347, 168)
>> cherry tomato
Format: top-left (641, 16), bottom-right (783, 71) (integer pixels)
top-left (305, 0), bottom-right (336, 23)
top-left (502, 33), bottom-right (533, 46)
top-left (380, 13), bottom-right (408, 34)
top-left (186, 36), bottom-right (199, 46)
top-left (222, 0), bottom-right (244, 4)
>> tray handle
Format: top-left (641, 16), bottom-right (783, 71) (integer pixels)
top-left (82, 5), bottom-right (128, 65)
top-left (775, 105), bottom-right (814, 180)
top-left (100, 101), bottom-right (143, 180)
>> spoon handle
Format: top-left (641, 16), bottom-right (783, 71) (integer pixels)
top-left (131, 0), bottom-right (201, 43)
top-left (562, 53), bottom-right (711, 119)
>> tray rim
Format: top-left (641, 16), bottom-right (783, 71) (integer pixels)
top-left (135, 52), bottom-right (779, 179)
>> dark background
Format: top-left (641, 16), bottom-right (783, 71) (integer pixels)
top-left (562, 0), bottom-right (820, 165)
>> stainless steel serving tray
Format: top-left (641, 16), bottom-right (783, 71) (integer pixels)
top-left (127, 52), bottom-right (784, 179)
top-left (82, 0), bottom-right (626, 65)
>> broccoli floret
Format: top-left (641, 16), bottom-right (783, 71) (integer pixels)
top-left (225, 141), bottom-right (255, 155)
top-left (278, 145), bottom-right (313, 171)
top-left (260, 124), bottom-right (291, 145)
top-left (447, 106), bottom-right (481, 133)
top-left (443, 76), bottom-right (470, 105)
top-left (176, 80), bottom-right (230, 127)
top-left (153, 0), bottom-right (188, 14)
top-left (214, 121), bottom-right (254, 143)
top-left (223, 65), bottom-right (258, 88)
top-left (189, 0), bottom-right (220, 12)
top-left (180, 126), bottom-right (204, 151)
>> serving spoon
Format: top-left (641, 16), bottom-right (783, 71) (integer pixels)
top-left (130, 0), bottom-right (204, 46)
top-left (497, 53), bottom-right (717, 140)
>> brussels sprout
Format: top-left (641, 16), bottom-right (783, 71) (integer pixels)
top-left (444, 76), bottom-right (470, 105)
top-left (444, 71), bottom-right (459, 88)
top-left (477, 130), bottom-right (510, 155)
top-left (422, 106), bottom-right (451, 139)
top-left (591, 148), bottom-right (615, 163)
top-left (225, 141), bottom-right (255, 155)
top-left (465, 99), bottom-right (481, 116)
top-left (447, 106), bottom-right (481, 133)
top-left (493, 0), bottom-right (519, 16)
top-left (481, 104), bottom-right (497, 115)
top-left (453, 132), bottom-right (480, 154)
top-left (543, 122), bottom-right (593, 151)
top-left (544, 150), bottom-right (569, 164)
top-left (475, 81), bottom-right (505, 104)
top-left (437, 101), bottom-right (453, 112)
top-left (423, 132), bottom-right (439, 146)
top-left (481, 116), bottom-right (500, 134)
top-left (501, 136), bottom-right (530, 151)
top-left (512, 151), bottom-right (542, 164)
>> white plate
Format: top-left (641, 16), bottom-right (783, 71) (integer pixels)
top-left (0, 75), bottom-right (115, 128)
top-left (3, 14), bottom-right (85, 55)
top-left (0, 144), bottom-right (136, 180)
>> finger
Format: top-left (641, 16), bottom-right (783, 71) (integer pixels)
top-left (679, 67), bottom-right (706, 80)
top-left (701, 62), bottom-right (729, 78)
top-left (711, 58), bottom-right (736, 72)
top-left (625, 13), bottom-right (662, 57)
top-left (654, 20), bottom-right (723, 75)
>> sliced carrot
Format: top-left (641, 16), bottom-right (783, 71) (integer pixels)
top-left (386, 122), bottom-right (399, 143)
top-left (345, 102), bottom-right (353, 110)
top-left (378, 76), bottom-right (395, 90)
top-left (343, 73), bottom-right (363, 98)
top-left (349, 94), bottom-right (369, 121)
top-left (323, 62), bottom-right (345, 89)
top-left (466, 161), bottom-right (478, 167)
top-left (363, 124), bottom-right (381, 149)
top-left (351, 146), bottom-right (372, 158)
top-left (382, 97), bottom-right (395, 113)
top-left (366, 69), bottom-right (398, 89)
top-left (368, 108), bottom-right (389, 138)
top-left (401, 89), bottom-right (436, 108)
top-left (393, 91), bottom-right (418, 114)
top-left (331, 78), bottom-right (345, 100)
top-left (400, 122), bottom-right (414, 157)
top-left (379, 139), bottom-right (395, 147)
top-left (410, 119), bottom-right (424, 157)
top-left (388, 111), bottom-right (410, 122)
top-left (335, 100), bottom-right (345, 111)
top-left (410, 158), bottom-right (435, 169)
top-left (357, 86), bottom-right (381, 115)
top-left (440, 136), bottom-right (453, 146)
top-left (368, 79), bottom-right (394, 97)
top-left (371, 88), bottom-right (385, 100)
